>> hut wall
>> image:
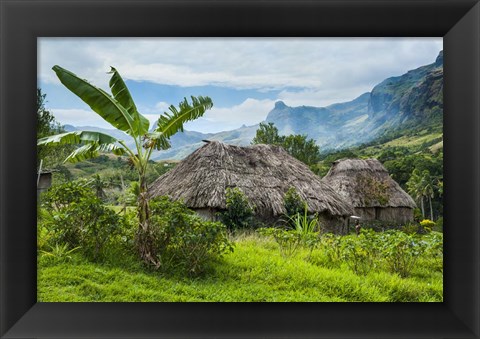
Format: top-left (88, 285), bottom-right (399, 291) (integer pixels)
top-left (354, 207), bottom-right (413, 223)
top-left (354, 207), bottom-right (376, 221)
top-left (319, 213), bottom-right (348, 234)
top-left (377, 207), bottom-right (413, 223)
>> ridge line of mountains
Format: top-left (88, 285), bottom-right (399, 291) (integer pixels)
top-left (65, 50), bottom-right (443, 161)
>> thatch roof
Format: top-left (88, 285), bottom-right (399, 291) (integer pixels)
top-left (322, 158), bottom-right (416, 209)
top-left (149, 140), bottom-right (353, 217)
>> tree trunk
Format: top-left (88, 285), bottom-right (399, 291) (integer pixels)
top-left (429, 196), bottom-right (434, 221)
top-left (136, 174), bottom-right (160, 268)
top-left (420, 198), bottom-right (425, 218)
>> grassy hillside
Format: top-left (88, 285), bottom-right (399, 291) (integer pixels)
top-left (38, 233), bottom-right (442, 302)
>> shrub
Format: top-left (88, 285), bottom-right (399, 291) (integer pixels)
top-left (419, 219), bottom-right (435, 233)
top-left (320, 233), bottom-right (343, 267)
top-left (219, 187), bottom-right (255, 231)
top-left (42, 179), bottom-right (92, 209)
top-left (283, 187), bottom-right (305, 227)
top-left (402, 222), bottom-right (420, 234)
top-left (149, 196), bottom-right (234, 276)
top-left (378, 230), bottom-right (427, 278)
top-left (40, 180), bottom-right (125, 260)
top-left (341, 230), bottom-right (379, 275)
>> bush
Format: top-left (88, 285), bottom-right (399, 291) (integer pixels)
top-left (378, 230), bottom-right (427, 277)
top-left (320, 233), bottom-right (343, 267)
top-left (341, 229), bottom-right (379, 275)
top-left (219, 187), bottom-right (255, 231)
top-left (419, 219), bottom-right (435, 233)
top-left (283, 187), bottom-right (305, 227)
top-left (40, 180), bottom-right (125, 260)
top-left (149, 196), bottom-right (234, 276)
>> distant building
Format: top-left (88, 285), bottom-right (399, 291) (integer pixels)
top-left (322, 158), bottom-right (416, 224)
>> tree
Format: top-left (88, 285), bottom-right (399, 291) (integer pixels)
top-left (252, 122), bottom-right (321, 167)
top-left (282, 134), bottom-right (321, 166)
top-left (420, 170), bottom-right (435, 221)
top-left (251, 122), bottom-right (284, 145)
top-left (37, 65), bottom-right (213, 267)
top-left (37, 88), bottom-right (74, 181)
top-left (89, 174), bottom-right (108, 200)
top-left (407, 169), bottom-right (425, 217)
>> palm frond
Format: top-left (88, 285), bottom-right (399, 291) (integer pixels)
top-left (52, 65), bottom-right (138, 136)
top-left (38, 130), bottom-right (119, 146)
top-left (145, 132), bottom-right (171, 151)
top-left (155, 96), bottom-right (213, 139)
top-left (38, 131), bottom-right (126, 163)
top-left (108, 67), bottom-right (150, 136)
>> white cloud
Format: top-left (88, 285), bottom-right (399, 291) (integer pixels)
top-left (38, 37), bottom-right (442, 93)
top-left (184, 98), bottom-right (275, 133)
top-left (39, 37), bottom-right (443, 133)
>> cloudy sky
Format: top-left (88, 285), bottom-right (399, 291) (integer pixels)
top-left (38, 38), bottom-right (442, 133)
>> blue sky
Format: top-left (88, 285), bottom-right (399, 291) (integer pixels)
top-left (38, 38), bottom-right (442, 133)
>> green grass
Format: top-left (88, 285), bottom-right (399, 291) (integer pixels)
top-left (38, 233), bottom-right (443, 302)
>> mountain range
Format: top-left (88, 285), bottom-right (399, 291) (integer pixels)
top-left (66, 50), bottom-right (443, 160)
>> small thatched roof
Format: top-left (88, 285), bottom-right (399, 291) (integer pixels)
top-left (322, 158), bottom-right (416, 209)
top-left (149, 140), bottom-right (353, 217)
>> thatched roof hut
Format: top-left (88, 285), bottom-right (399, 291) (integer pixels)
top-left (322, 158), bottom-right (416, 224)
top-left (149, 140), bottom-right (353, 230)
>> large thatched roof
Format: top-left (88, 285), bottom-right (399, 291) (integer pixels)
top-left (322, 158), bottom-right (416, 209)
top-left (149, 141), bottom-right (353, 217)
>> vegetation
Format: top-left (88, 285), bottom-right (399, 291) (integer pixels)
top-left (317, 127), bottom-right (443, 220)
top-left (283, 187), bottom-right (306, 227)
top-left (36, 63), bottom-right (443, 302)
top-left (37, 66), bottom-right (213, 267)
top-left (219, 187), bottom-right (255, 231)
top-left (148, 197), bottom-right (234, 276)
top-left (37, 88), bottom-right (74, 184)
top-left (38, 231), bottom-right (443, 302)
top-left (40, 180), bottom-right (126, 260)
top-left (252, 122), bottom-right (321, 167)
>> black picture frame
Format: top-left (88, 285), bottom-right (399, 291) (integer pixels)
top-left (1, 0), bottom-right (479, 338)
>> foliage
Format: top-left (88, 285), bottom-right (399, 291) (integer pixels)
top-left (219, 187), bottom-right (255, 231)
top-left (251, 122), bottom-right (284, 145)
top-left (419, 219), bottom-right (435, 233)
top-left (258, 207), bottom-right (320, 258)
top-left (38, 232), bottom-right (443, 302)
top-left (341, 229), bottom-right (379, 275)
top-left (282, 134), bottom-right (321, 166)
top-left (37, 88), bottom-right (74, 182)
top-left (40, 181), bottom-right (125, 260)
top-left (39, 243), bottom-right (81, 265)
top-left (257, 227), bottom-right (303, 258)
top-left (37, 65), bottom-right (213, 267)
top-left (148, 197), bottom-right (234, 276)
top-left (378, 230), bottom-right (427, 278)
top-left (283, 187), bottom-right (305, 226)
top-left (320, 233), bottom-right (343, 267)
top-left (423, 231), bottom-right (443, 272)
top-left (252, 122), bottom-right (320, 166)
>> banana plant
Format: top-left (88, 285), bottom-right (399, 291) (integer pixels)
top-left (38, 65), bottom-right (213, 266)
